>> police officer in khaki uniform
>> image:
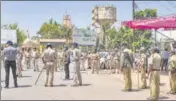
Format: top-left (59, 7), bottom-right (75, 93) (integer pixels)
top-left (87, 51), bottom-right (92, 69)
top-left (42, 43), bottom-right (56, 87)
top-left (31, 47), bottom-right (40, 72)
top-left (167, 50), bottom-right (176, 94)
top-left (147, 47), bottom-right (161, 100)
top-left (71, 43), bottom-right (82, 86)
top-left (91, 49), bottom-right (100, 74)
top-left (139, 47), bottom-right (147, 89)
top-left (120, 43), bottom-right (134, 91)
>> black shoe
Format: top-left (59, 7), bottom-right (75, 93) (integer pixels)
top-left (4, 86), bottom-right (9, 89)
top-left (79, 83), bottom-right (82, 86)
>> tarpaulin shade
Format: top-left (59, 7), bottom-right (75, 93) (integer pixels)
top-left (122, 15), bottom-right (176, 30)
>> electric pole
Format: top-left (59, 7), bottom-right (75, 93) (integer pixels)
top-left (132, 0), bottom-right (135, 51)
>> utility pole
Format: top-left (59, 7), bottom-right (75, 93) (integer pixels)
top-left (132, 0), bottom-right (135, 52)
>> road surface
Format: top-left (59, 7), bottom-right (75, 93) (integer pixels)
top-left (1, 63), bottom-right (176, 100)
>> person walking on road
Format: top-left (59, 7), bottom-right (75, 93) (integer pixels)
top-left (161, 48), bottom-right (169, 71)
top-left (42, 43), bottom-right (56, 87)
top-left (91, 49), bottom-right (100, 74)
top-left (16, 47), bottom-right (23, 77)
top-left (31, 47), bottom-right (40, 72)
top-left (3, 41), bottom-right (18, 88)
top-left (139, 47), bottom-right (147, 89)
top-left (120, 43), bottom-right (134, 92)
top-left (167, 50), bottom-right (176, 94)
top-left (70, 43), bottom-right (82, 86)
top-left (147, 47), bottom-right (161, 100)
top-left (63, 46), bottom-right (70, 80)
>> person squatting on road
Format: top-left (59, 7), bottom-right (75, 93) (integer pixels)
top-left (147, 47), bottom-right (161, 100)
top-left (3, 41), bottom-right (18, 88)
top-left (31, 47), bottom-right (40, 72)
top-left (63, 46), bottom-right (70, 80)
top-left (167, 50), bottom-right (176, 94)
top-left (120, 43), bottom-right (134, 92)
top-left (42, 43), bottom-right (57, 87)
top-left (70, 42), bottom-right (82, 86)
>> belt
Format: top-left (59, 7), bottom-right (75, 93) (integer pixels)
top-left (152, 69), bottom-right (160, 71)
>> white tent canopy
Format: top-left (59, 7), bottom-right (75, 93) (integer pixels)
top-left (22, 38), bottom-right (37, 47)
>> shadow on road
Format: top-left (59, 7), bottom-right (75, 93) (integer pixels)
top-left (159, 83), bottom-right (165, 86)
top-left (81, 84), bottom-right (92, 87)
top-left (130, 89), bottom-right (142, 92)
top-left (12, 85), bottom-right (32, 88)
top-left (21, 76), bottom-right (32, 78)
top-left (52, 84), bottom-right (67, 87)
top-left (158, 96), bottom-right (169, 100)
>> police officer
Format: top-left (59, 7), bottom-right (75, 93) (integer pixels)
top-left (63, 46), bottom-right (70, 80)
top-left (71, 43), bottom-right (82, 86)
top-left (3, 41), bottom-right (18, 88)
top-left (147, 47), bottom-right (161, 100)
top-left (167, 50), bottom-right (176, 94)
top-left (25, 48), bottom-right (31, 69)
top-left (91, 49), bottom-right (100, 74)
top-left (42, 43), bottom-right (56, 87)
top-left (139, 47), bottom-right (147, 89)
top-left (16, 47), bottom-right (23, 77)
top-left (120, 43), bottom-right (134, 91)
top-left (31, 47), bottom-right (39, 72)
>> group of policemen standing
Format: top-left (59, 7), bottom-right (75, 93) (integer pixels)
top-left (1, 40), bottom-right (176, 100)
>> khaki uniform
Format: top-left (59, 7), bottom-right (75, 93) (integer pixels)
top-left (168, 55), bottom-right (176, 94)
top-left (31, 50), bottom-right (39, 72)
top-left (16, 50), bottom-right (23, 77)
top-left (25, 51), bottom-right (31, 69)
top-left (87, 54), bottom-right (92, 69)
top-left (91, 53), bottom-right (100, 74)
top-left (120, 49), bottom-right (134, 91)
top-left (112, 54), bottom-right (120, 74)
top-left (140, 53), bottom-right (147, 89)
top-left (149, 53), bottom-right (161, 100)
top-left (42, 48), bottom-right (56, 86)
top-left (106, 54), bottom-right (112, 70)
top-left (71, 48), bottom-right (82, 85)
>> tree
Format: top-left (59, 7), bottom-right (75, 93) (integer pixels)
top-left (133, 9), bottom-right (157, 49)
top-left (38, 18), bottom-right (73, 42)
top-left (1, 23), bottom-right (27, 45)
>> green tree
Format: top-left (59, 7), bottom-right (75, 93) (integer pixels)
top-left (133, 9), bottom-right (157, 49)
top-left (1, 23), bottom-right (27, 45)
top-left (38, 18), bottom-right (73, 43)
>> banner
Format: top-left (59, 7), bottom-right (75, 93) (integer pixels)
top-left (73, 29), bottom-right (97, 46)
top-left (1, 29), bottom-right (17, 44)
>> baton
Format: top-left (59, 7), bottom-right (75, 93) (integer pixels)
top-left (34, 64), bottom-right (45, 85)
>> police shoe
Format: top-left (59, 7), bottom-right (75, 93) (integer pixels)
top-left (4, 86), bottom-right (9, 89)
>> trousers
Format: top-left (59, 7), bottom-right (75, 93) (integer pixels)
top-left (150, 71), bottom-right (160, 100)
top-left (64, 64), bottom-right (70, 79)
top-left (122, 67), bottom-right (132, 90)
top-left (5, 60), bottom-right (17, 87)
top-left (45, 62), bottom-right (55, 86)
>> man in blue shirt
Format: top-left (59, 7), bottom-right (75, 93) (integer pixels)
top-left (3, 41), bottom-right (18, 88)
top-left (161, 48), bottom-right (169, 71)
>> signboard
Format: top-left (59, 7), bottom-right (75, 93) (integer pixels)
top-left (73, 29), bottom-right (97, 46)
top-left (1, 29), bottom-right (17, 44)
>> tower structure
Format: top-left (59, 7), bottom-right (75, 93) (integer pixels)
top-left (63, 14), bottom-right (72, 29)
top-left (92, 5), bottom-right (116, 49)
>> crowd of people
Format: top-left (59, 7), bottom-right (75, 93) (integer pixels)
top-left (1, 40), bottom-right (176, 100)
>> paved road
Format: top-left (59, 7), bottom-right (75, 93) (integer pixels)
top-left (1, 65), bottom-right (176, 100)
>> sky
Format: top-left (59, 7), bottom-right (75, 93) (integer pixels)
top-left (1, 1), bottom-right (176, 37)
